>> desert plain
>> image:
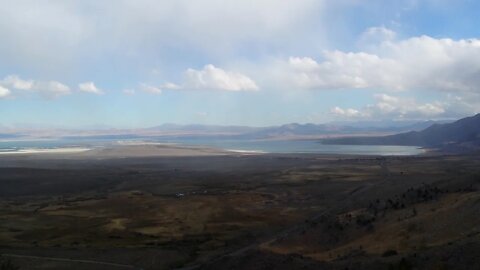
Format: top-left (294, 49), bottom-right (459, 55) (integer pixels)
top-left (0, 145), bottom-right (479, 269)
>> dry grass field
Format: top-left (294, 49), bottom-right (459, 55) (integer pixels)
top-left (0, 151), bottom-right (479, 269)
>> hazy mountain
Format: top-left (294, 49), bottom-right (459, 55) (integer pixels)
top-left (0, 120), bottom-right (452, 140)
top-left (146, 124), bottom-right (263, 134)
top-left (0, 133), bottom-right (22, 139)
top-left (326, 120), bottom-right (452, 132)
top-left (239, 120), bottom-right (450, 139)
top-left (242, 123), bottom-right (334, 138)
top-left (322, 113), bottom-right (480, 150)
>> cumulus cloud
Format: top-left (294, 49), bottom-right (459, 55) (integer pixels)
top-left (136, 65), bottom-right (258, 94)
top-left (0, 86), bottom-right (11, 99)
top-left (372, 94), bottom-right (446, 117)
top-left (0, 75), bottom-right (71, 98)
top-left (79, 82), bottom-right (104, 95)
top-left (285, 54), bottom-right (400, 90)
top-left (183, 65), bottom-right (259, 91)
top-left (1, 75), bottom-right (34, 90)
top-left (330, 107), bottom-right (363, 118)
top-left (331, 93), bottom-right (447, 120)
top-left (35, 81), bottom-right (71, 98)
top-left (282, 34), bottom-right (480, 94)
top-left (139, 83), bottom-right (162, 94)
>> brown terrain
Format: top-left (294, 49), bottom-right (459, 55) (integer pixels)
top-left (0, 146), bottom-right (479, 269)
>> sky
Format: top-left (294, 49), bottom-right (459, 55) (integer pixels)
top-left (1, 0), bottom-right (480, 128)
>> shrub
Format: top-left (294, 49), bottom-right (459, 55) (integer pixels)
top-left (0, 257), bottom-right (19, 270)
top-left (382, 249), bottom-right (398, 257)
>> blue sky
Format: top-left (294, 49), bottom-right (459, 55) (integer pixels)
top-left (1, 0), bottom-right (480, 128)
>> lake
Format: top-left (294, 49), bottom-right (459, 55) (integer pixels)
top-left (0, 137), bottom-right (424, 156)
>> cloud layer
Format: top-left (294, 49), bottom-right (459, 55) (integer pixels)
top-left (1, 1), bottom-right (480, 125)
top-left (281, 35), bottom-right (480, 94)
top-left (0, 0), bottom-right (325, 72)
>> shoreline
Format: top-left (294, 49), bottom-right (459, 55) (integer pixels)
top-left (0, 147), bottom-right (92, 155)
top-left (0, 143), bottom-right (427, 158)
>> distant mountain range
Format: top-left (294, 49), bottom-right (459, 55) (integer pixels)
top-left (0, 119), bottom-right (455, 141)
top-left (322, 113), bottom-right (480, 151)
top-left (143, 120), bottom-right (450, 139)
top-left (147, 123), bottom-right (262, 135)
top-left (0, 133), bottom-right (22, 139)
top-left (240, 120), bottom-right (448, 139)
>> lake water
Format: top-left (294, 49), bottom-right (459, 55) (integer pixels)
top-left (0, 137), bottom-right (424, 156)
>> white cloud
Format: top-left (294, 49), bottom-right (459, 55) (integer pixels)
top-left (0, 75), bottom-right (71, 98)
top-left (361, 26), bottom-right (396, 41)
top-left (375, 94), bottom-right (447, 118)
top-left (0, 86), bottom-right (11, 99)
top-left (123, 89), bottom-right (136, 95)
top-left (0, 2), bottom-right (88, 70)
top-left (144, 65), bottom-right (258, 93)
top-left (35, 81), bottom-right (71, 98)
top-left (183, 64), bottom-right (259, 91)
top-left (283, 54), bottom-right (401, 90)
top-left (1, 75), bottom-right (34, 90)
top-left (444, 94), bottom-right (480, 116)
top-left (0, 0), bottom-right (326, 73)
top-left (139, 83), bottom-right (162, 94)
top-left (78, 82), bottom-right (104, 95)
top-left (281, 34), bottom-right (480, 94)
top-left (331, 93), bottom-right (447, 120)
top-left (161, 82), bottom-right (181, 90)
top-left (330, 106), bottom-right (362, 117)
top-left (135, 82), bottom-right (182, 94)
top-left (416, 103), bottom-right (446, 116)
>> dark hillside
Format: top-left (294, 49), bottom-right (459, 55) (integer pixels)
top-left (323, 113), bottom-right (480, 149)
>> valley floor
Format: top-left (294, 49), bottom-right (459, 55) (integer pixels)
top-left (0, 150), bottom-right (479, 269)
